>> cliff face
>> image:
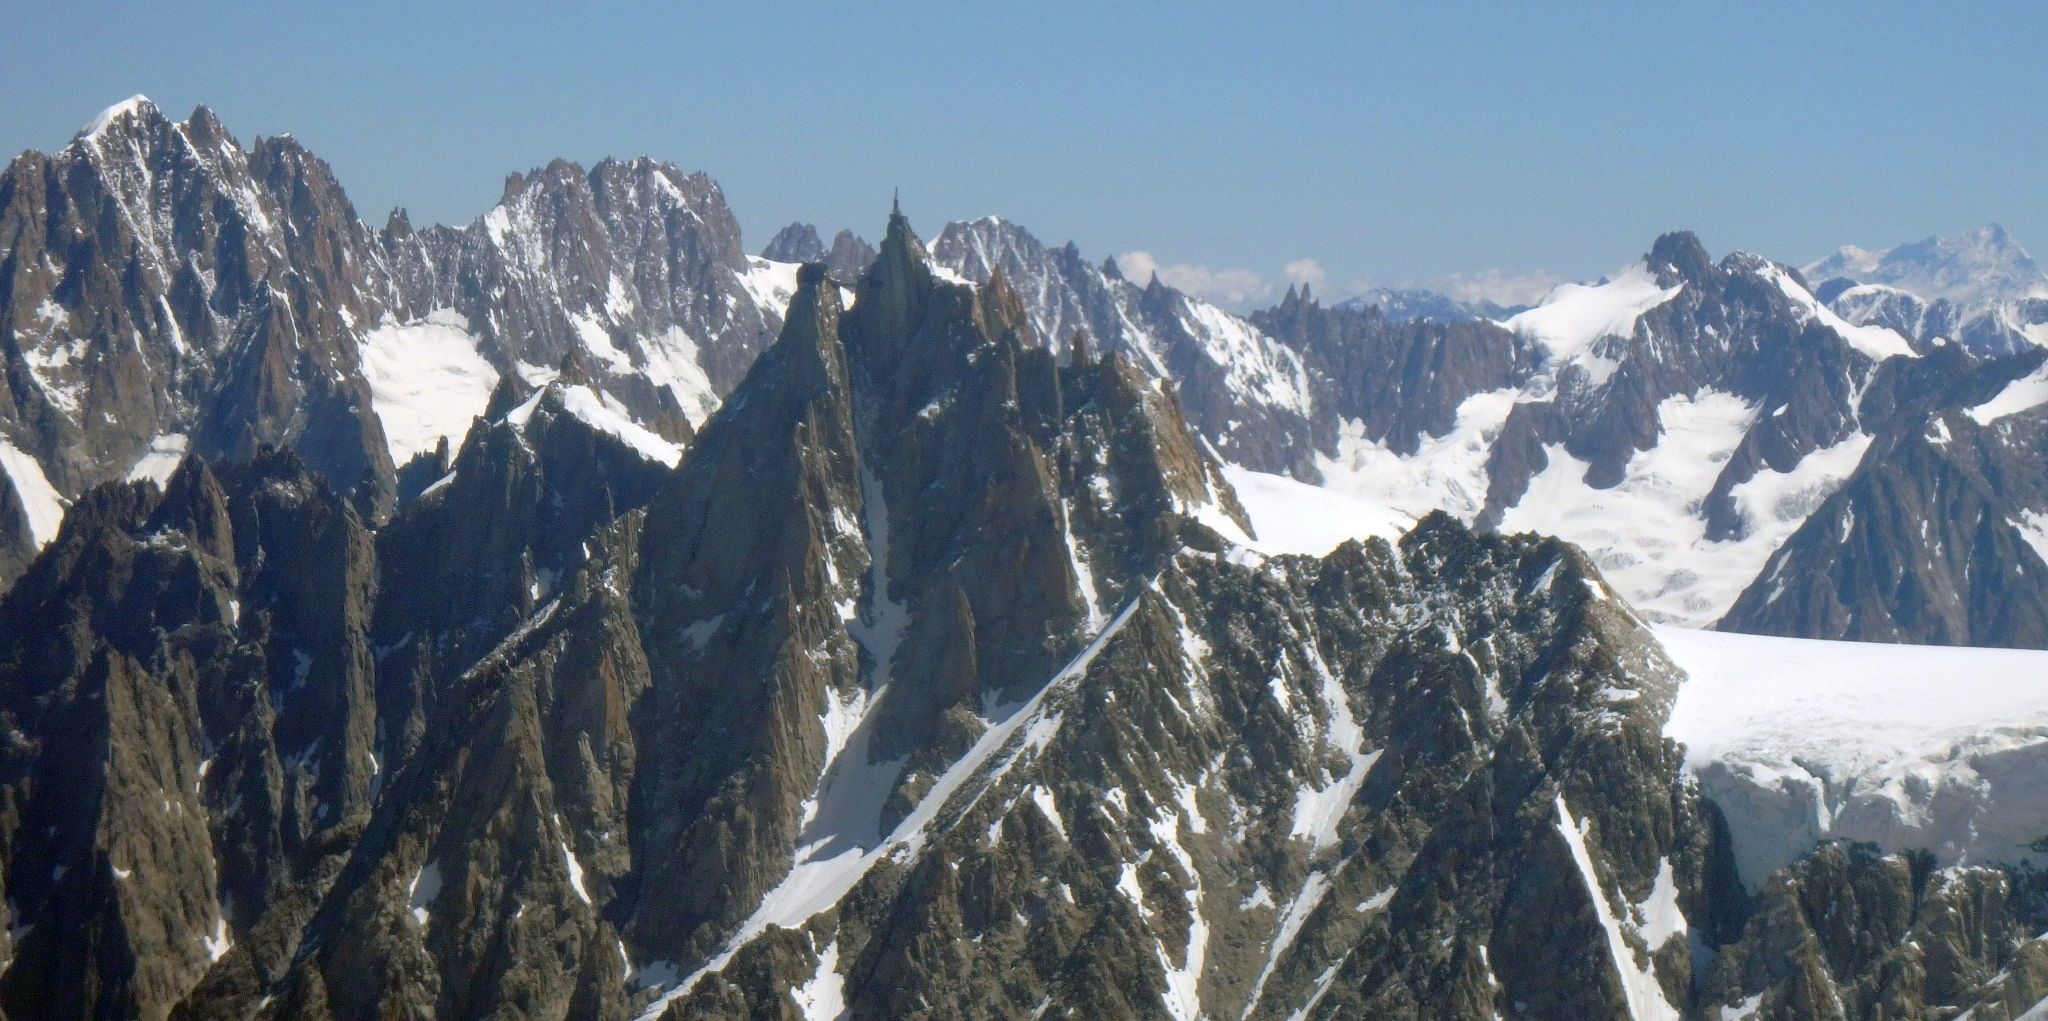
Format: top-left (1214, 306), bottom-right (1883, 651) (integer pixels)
top-left (5, 208), bottom-right (2044, 1021)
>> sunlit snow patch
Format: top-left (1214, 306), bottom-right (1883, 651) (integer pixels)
top-left (361, 310), bottom-right (500, 461)
top-left (1218, 466), bottom-right (1411, 555)
top-left (1315, 388), bottom-right (1519, 521)
top-left (125, 433), bottom-right (189, 484)
top-left (505, 384), bottom-right (684, 466)
top-left (1970, 359), bottom-right (2048, 424)
top-left (1496, 396), bottom-right (1872, 626)
top-left (0, 437), bottom-right (68, 547)
top-left (1501, 262), bottom-right (1683, 384)
top-left (739, 257), bottom-right (801, 318)
top-left (1763, 264), bottom-right (1917, 362)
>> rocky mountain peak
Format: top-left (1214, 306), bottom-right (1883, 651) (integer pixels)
top-left (181, 103), bottom-right (229, 147)
top-left (848, 205), bottom-right (948, 366)
top-left (72, 93), bottom-right (166, 144)
top-left (1648, 229), bottom-right (1716, 284)
top-left (10, 95), bottom-right (2048, 1020)
top-left (760, 221), bottom-right (826, 263)
top-left (1806, 222), bottom-right (2048, 306)
top-left (825, 228), bottom-right (876, 280)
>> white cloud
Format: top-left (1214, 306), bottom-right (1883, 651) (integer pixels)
top-left (1417, 268), bottom-right (1564, 308)
top-left (1283, 258), bottom-right (1328, 292)
top-left (1110, 250), bottom-right (1559, 313)
top-left (1114, 251), bottom-right (1326, 310)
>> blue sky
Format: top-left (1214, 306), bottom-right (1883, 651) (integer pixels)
top-left (4, 3), bottom-right (2044, 308)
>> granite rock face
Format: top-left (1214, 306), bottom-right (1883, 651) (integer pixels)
top-left (7, 207), bottom-right (2046, 1020)
top-left (9, 98), bottom-right (2048, 1020)
top-left (10, 99), bottom-right (2048, 652)
top-left (0, 100), bottom-right (794, 587)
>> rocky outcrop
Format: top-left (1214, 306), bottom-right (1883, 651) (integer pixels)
top-left (0, 449), bottom-right (378, 1021)
top-left (1254, 285), bottom-right (1530, 457)
top-left (0, 100), bottom-right (791, 589)
top-left (1701, 844), bottom-right (2048, 1020)
top-left (760, 223), bottom-right (828, 264)
top-left (1719, 404), bottom-right (2048, 647)
top-left (5, 205), bottom-right (2048, 1020)
top-left (0, 98), bottom-right (397, 555)
top-left (930, 216), bottom-right (1320, 477)
top-left (824, 230), bottom-right (877, 283)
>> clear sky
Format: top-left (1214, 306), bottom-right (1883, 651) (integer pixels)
top-left (4, 2), bottom-right (2044, 309)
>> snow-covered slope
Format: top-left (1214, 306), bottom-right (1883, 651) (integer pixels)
top-left (1810, 225), bottom-right (2048, 356)
top-left (1806, 224), bottom-right (2048, 307)
top-left (1212, 465), bottom-right (1410, 555)
top-left (1499, 261), bottom-right (1682, 384)
top-left (0, 437), bottom-right (68, 547)
top-left (1238, 429), bottom-right (2048, 889)
top-left (359, 310), bottom-right (502, 461)
top-left (1284, 233), bottom-right (1932, 634)
top-left (1660, 624), bottom-right (2048, 888)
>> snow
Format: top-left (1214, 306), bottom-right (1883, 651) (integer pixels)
top-left (1501, 263), bottom-right (1683, 379)
top-left (797, 684), bottom-right (874, 832)
top-left (419, 471), bottom-right (457, 499)
top-left (789, 938), bottom-right (848, 1021)
top-left (1242, 871), bottom-right (1332, 1018)
top-left (1556, 795), bottom-right (1683, 1021)
top-left (636, 596), bottom-right (1144, 1019)
top-left (79, 95), bottom-right (154, 139)
top-left (202, 913), bottom-right (231, 962)
top-left (560, 840), bottom-right (591, 904)
top-left (1116, 861), bottom-right (1148, 913)
top-left (1219, 466), bottom-right (1410, 555)
top-left (1804, 226), bottom-right (2048, 307)
top-left (1635, 859), bottom-right (1687, 950)
top-left (739, 257), bottom-right (801, 318)
top-left (1174, 299), bottom-right (1315, 417)
top-left (555, 385), bottom-right (684, 466)
top-left (1969, 360), bottom-right (2048, 424)
top-left (1764, 265), bottom-right (1917, 362)
top-left (1058, 496), bottom-right (1104, 629)
top-left (360, 311), bottom-right (500, 461)
top-left (2014, 510), bottom-right (2048, 566)
top-left (1027, 784), bottom-right (1066, 840)
top-left (407, 860), bottom-right (442, 927)
top-left (1496, 400), bottom-right (1871, 626)
top-left (0, 437), bottom-right (67, 547)
top-left (1717, 993), bottom-right (1764, 1020)
top-left (503, 383), bottom-right (683, 466)
top-left (635, 325), bottom-right (722, 427)
top-left (1139, 775), bottom-right (1212, 1021)
top-left (1316, 388), bottom-right (1519, 520)
top-left (125, 433), bottom-right (188, 484)
top-left (571, 314), bottom-right (634, 374)
top-left (1289, 640), bottom-right (1378, 851)
top-left (1659, 624), bottom-right (2048, 890)
top-left (1288, 962), bottom-right (1347, 1021)
top-left (1496, 393), bottom-right (1730, 622)
top-left (2025, 319), bottom-right (2048, 349)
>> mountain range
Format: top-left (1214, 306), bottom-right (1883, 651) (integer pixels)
top-left (4, 96), bottom-right (2048, 1020)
